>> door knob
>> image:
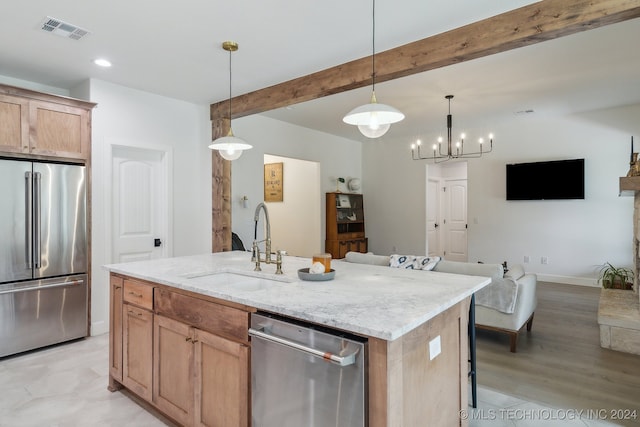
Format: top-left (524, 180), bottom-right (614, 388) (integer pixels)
top-left (434, 223), bottom-right (439, 228)
top-left (154, 238), bottom-right (162, 247)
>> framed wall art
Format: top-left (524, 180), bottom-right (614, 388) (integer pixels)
top-left (264, 162), bottom-right (283, 202)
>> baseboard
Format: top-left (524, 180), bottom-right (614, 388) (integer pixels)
top-left (536, 274), bottom-right (599, 287)
top-left (91, 320), bottom-right (107, 336)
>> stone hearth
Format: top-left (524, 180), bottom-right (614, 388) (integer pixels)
top-left (598, 288), bottom-right (640, 355)
top-left (597, 176), bottom-right (640, 355)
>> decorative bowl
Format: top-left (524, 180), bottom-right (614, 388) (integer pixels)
top-left (297, 268), bottom-right (335, 281)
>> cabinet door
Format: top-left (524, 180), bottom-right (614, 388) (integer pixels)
top-left (29, 100), bottom-right (90, 159)
top-left (122, 303), bottom-right (153, 401)
top-left (154, 315), bottom-right (195, 427)
top-left (194, 329), bottom-right (249, 427)
top-left (338, 240), bottom-right (349, 259)
top-left (357, 238), bottom-right (368, 254)
top-left (109, 275), bottom-right (124, 384)
top-left (0, 94), bottom-right (29, 154)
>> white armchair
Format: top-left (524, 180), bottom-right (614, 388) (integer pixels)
top-left (432, 261), bottom-right (537, 352)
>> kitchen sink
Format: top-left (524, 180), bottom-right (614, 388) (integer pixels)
top-left (183, 270), bottom-right (292, 292)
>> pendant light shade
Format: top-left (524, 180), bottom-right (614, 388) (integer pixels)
top-left (343, 0), bottom-right (404, 138)
top-left (209, 130), bottom-right (253, 160)
top-left (344, 92), bottom-right (405, 138)
top-left (209, 41), bottom-right (252, 160)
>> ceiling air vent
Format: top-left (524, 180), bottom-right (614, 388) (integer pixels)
top-left (40, 16), bottom-right (90, 40)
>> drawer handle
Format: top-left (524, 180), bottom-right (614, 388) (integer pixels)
top-left (127, 310), bottom-right (143, 316)
top-left (128, 291), bottom-right (143, 297)
top-left (185, 337), bottom-right (192, 342)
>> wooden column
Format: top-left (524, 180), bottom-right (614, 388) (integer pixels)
top-left (211, 118), bottom-right (232, 253)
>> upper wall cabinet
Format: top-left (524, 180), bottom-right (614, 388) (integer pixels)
top-left (0, 93), bottom-right (29, 154)
top-left (0, 84), bottom-right (95, 161)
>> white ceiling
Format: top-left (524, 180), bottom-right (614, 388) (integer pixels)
top-left (1, 0), bottom-right (639, 145)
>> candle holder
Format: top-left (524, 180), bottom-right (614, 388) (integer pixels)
top-left (627, 152), bottom-right (640, 177)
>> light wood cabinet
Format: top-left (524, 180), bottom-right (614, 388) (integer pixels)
top-left (325, 192), bottom-right (368, 259)
top-left (108, 273), bottom-right (251, 427)
top-left (154, 314), bottom-right (194, 426)
top-left (0, 94), bottom-right (29, 153)
top-left (29, 100), bottom-right (91, 159)
top-left (108, 276), bottom-right (124, 386)
top-left (0, 84), bottom-right (94, 161)
top-left (153, 314), bottom-right (250, 427)
top-left (154, 288), bottom-right (250, 427)
top-left (122, 303), bottom-right (153, 401)
top-left (194, 328), bottom-right (249, 427)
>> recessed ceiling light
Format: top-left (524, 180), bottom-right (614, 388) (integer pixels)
top-left (94, 58), bottom-right (112, 67)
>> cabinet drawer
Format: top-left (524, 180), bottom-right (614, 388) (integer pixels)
top-left (155, 289), bottom-right (250, 343)
top-left (123, 279), bottom-right (154, 310)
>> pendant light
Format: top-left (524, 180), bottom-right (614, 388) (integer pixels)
top-left (343, 0), bottom-right (404, 138)
top-left (209, 41), bottom-right (252, 160)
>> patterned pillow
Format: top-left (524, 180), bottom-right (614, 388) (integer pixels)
top-left (415, 256), bottom-right (441, 271)
top-left (389, 254), bottom-right (417, 269)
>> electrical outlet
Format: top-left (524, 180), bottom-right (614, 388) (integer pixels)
top-left (523, 255), bottom-right (530, 264)
top-left (541, 256), bottom-right (549, 265)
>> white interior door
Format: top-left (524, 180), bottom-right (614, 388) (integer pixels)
top-left (443, 179), bottom-right (468, 262)
top-left (112, 146), bottom-right (168, 263)
top-left (426, 178), bottom-right (441, 257)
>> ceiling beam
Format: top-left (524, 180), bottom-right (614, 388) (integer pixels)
top-left (210, 0), bottom-right (640, 120)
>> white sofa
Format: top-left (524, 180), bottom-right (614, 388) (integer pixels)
top-left (343, 252), bottom-right (537, 352)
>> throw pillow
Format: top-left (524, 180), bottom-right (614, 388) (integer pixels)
top-left (415, 256), bottom-right (441, 271)
top-left (389, 254), bottom-right (417, 269)
top-left (504, 264), bottom-right (525, 280)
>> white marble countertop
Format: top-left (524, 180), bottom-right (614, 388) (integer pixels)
top-left (104, 251), bottom-right (490, 341)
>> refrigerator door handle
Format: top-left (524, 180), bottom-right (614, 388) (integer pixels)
top-left (0, 279), bottom-right (84, 296)
top-left (33, 172), bottom-right (41, 269)
top-left (25, 171), bottom-right (33, 269)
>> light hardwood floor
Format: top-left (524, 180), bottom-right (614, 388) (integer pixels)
top-left (476, 281), bottom-right (640, 427)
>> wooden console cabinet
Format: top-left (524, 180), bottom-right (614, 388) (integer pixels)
top-left (109, 273), bottom-right (251, 427)
top-left (325, 192), bottom-right (368, 259)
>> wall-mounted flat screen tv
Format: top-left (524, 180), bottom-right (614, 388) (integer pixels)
top-left (506, 158), bottom-right (585, 200)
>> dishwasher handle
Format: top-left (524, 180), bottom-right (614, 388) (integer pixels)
top-left (249, 327), bottom-right (358, 367)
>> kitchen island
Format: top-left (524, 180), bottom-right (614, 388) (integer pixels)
top-left (105, 251), bottom-right (490, 426)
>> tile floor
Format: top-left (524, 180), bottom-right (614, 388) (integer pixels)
top-left (0, 335), bottom-right (622, 426)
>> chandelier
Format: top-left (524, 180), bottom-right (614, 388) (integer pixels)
top-left (342, 0), bottom-right (404, 138)
top-left (411, 95), bottom-right (493, 162)
top-left (209, 41), bottom-right (252, 161)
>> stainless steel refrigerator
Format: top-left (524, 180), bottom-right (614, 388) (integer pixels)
top-left (0, 158), bottom-right (88, 358)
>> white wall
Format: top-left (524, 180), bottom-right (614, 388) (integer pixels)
top-left (0, 75), bottom-right (70, 96)
top-left (88, 79), bottom-right (211, 335)
top-left (263, 154), bottom-right (321, 257)
top-left (231, 115), bottom-right (362, 254)
top-left (364, 104), bottom-right (640, 285)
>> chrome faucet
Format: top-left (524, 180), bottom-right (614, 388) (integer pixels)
top-left (251, 202), bottom-right (283, 274)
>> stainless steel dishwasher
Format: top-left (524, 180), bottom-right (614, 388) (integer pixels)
top-left (249, 312), bottom-right (366, 427)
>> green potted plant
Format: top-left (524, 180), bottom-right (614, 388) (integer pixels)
top-left (598, 262), bottom-right (634, 290)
